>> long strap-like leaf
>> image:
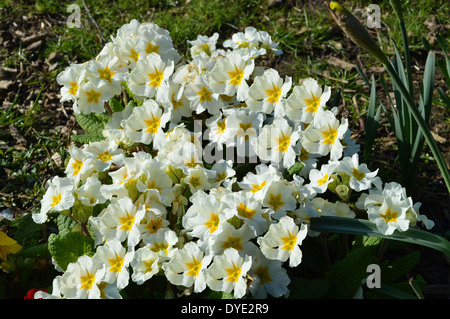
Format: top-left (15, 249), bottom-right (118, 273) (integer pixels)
top-left (310, 216), bottom-right (450, 256)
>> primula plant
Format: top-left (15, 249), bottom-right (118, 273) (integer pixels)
top-left (21, 20), bottom-right (448, 299)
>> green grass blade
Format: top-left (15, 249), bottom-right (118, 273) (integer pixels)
top-left (309, 216), bottom-right (450, 256)
top-left (364, 75), bottom-right (381, 161)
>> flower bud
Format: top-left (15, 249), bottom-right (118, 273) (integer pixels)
top-left (326, 2), bottom-right (390, 65)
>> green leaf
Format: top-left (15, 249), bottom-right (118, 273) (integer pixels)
top-left (325, 245), bottom-right (378, 298)
top-left (288, 277), bottom-right (331, 299)
top-left (109, 96), bottom-right (124, 113)
top-left (48, 231), bottom-right (95, 271)
top-left (13, 213), bottom-right (41, 248)
top-left (205, 290), bottom-right (235, 299)
top-left (75, 112), bottom-right (110, 135)
top-left (56, 214), bottom-right (79, 236)
top-left (381, 250), bottom-right (421, 283)
top-left (17, 243), bottom-right (50, 259)
top-left (310, 216), bottom-right (450, 256)
top-left (71, 133), bottom-right (105, 144)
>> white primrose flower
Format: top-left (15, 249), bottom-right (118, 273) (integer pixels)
top-left (188, 32), bottom-right (219, 57)
top-left (123, 99), bottom-right (170, 146)
top-left (223, 191), bottom-right (268, 236)
top-left (93, 196), bottom-right (145, 248)
top-left (137, 206), bottom-right (170, 245)
top-left (337, 153), bottom-right (382, 191)
top-left (182, 191), bottom-right (228, 239)
top-left (184, 75), bottom-right (223, 115)
top-left (203, 222), bottom-right (258, 256)
top-left (367, 195), bottom-right (410, 235)
top-left (246, 68), bottom-right (292, 117)
top-left (205, 112), bottom-right (229, 150)
top-left (209, 51), bottom-right (255, 102)
top-left (136, 22), bottom-right (181, 64)
top-left (254, 117), bottom-right (301, 169)
top-left (127, 52), bottom-right (174, 102)
top-left (164, 241), bottom-right (213, 293)
top-left (302, 113), bottom-right (348, 161)
top-left (34, 176), bottom-right (75, 224)
top-left (102, 107), bottom-right (135, 147)
top-left (162, 81), bottom-right (192, 124)
top-left (206, 247), bottom-right (252, 299)
top-left (76, 80), bottom-right (114, 114)
top-left (93, 239), bottom-right (134, 290)
top-left (76, 176), bottom-right (107, 207)
top-left (84, 139), bottom-right (125, 172)
top-left (257, 216), bottom-right (308, 267)
top-left (223, 108), bottom-right (264, 157)
top-left (146, 228), bottom-right (179, 262)
top-left (237, 164), bottom-right (282, 201)
top-left (64, 145), bottom-right (95, 185)
top-left (284, 78), bottom-right (331, 124)
top-left (224, 26), bottom-right (265, 59)
top-left (246, 245), bottom-right (290, 299)
top-left (184, 166), bottom-right (216, 193)
top-left (86, 55), bottom-right (127, 96)
top-left (57, 63), bottom-right (86, 104)
top-left (59, 255), bottom-right (106, 299)
top-left (130, 245), bottom-right (160, 285)
top-left (308, 161), bottom-right (340, 194)
top-left (262, 180), bottom-right (297, 220)
top-left (259, 30), bottom-right (283, 55)
top-left (209, 160), bottom-right (236, 187)
top-left (136, 159), bottom-right (175, 206)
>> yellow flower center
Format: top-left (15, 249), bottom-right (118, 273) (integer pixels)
top-left (237, 203), bottom-right (256, 220)
top-left (276, 132), bottom-right (291, 152)
top-left (317, 173), bottom-right (329, 186)
top-left (80, 271), bottom-right (96, 290)
top-left (150, 242), bottom-right (169, 255)
top-left (281, 231), bottom-right (297, 251)
top-left (147, 68), bottom-right (164, 87)
top-left (51, 192), bottom-right (62, 207)
top-left (322, 125), bottom-right (338, 145)
top-left (304, 93), bottom-right (321, 113)
top-left (189, 176), bottom-right (201, 188)
top-left (68, 81), bottom-right (79, 96)
top-left (72, 159), bottom-right (83, 176)
top-left (119, 211), bottom-right (136, 231)
top-left (352, 168), bottom-right (366, 181)
top-left (225, 263), bottom-right (242, 282)
top-left (221, 236), bottom-right (243, 251)
top-left (129, 48), bottom-right (140, 62)
top-left (228, 66), bottom-right (245, 86)
top-left (205, 213), bottom-right (220, 234)
top-left (85, 89), bottom-right (102, 104)
top-left (171, 92), bottom-right (184, 110)
top-left (97, 65), bottom-right (116, 83)
top-left (380, 208), bottom-right (398, 224)
top-left (267, 193), bottom-right (285, 211)
top-left (197, 86), bottom-right (212, 102)
top-left (250, 181), bottom-right (266, 193)
top-left (265, 84), bottom-right (282, 103)
top-left (186, 257), bottom-right (202, 277)
top-left (108, 253), bottom-right (125, 273)
top-left (254, 266), bottom-right (272, 285)
top-left (145, 218), bottom-right (163, 234)
top-left (98, 151), bottom-right (113, 162)
top-left (216, 120), bottom-right (226, 134)
top-left (145, 42), bottom-right (159, 54)
top-left (144, 114), bottom-right (161, 134)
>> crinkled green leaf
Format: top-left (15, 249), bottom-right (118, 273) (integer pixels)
top-left (75, 112), bottom-right (110, 135)
top-left (324, 245), bottom-right (378, 298)
top-left (71, 133), bottom-right (105, 144)
top-left (48, 231), bottom-right (95, 271)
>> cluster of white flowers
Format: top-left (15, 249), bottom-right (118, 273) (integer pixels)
top-left (33, 20), bottom-right (434, 299)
